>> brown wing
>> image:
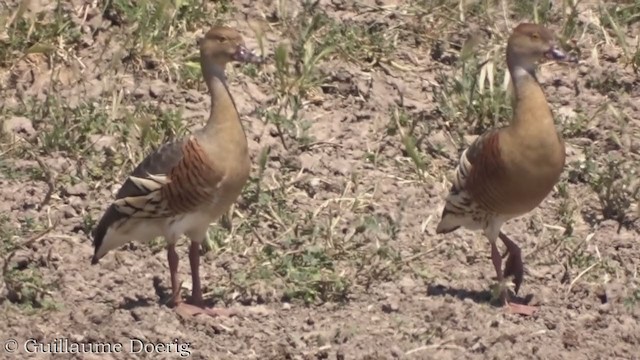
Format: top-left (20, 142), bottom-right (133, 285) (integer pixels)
top-left (91, 139), bottom-right (184, 258)
top-left (464, 128), bottom-right (508, 213)
top-left (91, 137), bottom-right (222, 257)
top-left (436, 128), bottom-right (507, 234)
top-left (160, 138), bottom-right (222, 213)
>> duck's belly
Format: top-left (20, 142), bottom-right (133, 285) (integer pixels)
top-left (96, 209), bottom-right (219, 259)
top-left (164, 211), bottom-right (216, 243)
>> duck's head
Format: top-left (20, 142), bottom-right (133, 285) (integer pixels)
top-left (199, 26), bottom-right (263, 68)
top-left (506, 23), bottom-right (575, 71)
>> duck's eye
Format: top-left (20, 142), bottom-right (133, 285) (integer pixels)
top-left (531, 33), bottom-right (540, 40)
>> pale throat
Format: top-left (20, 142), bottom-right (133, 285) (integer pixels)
top-left (508, 61), bottom-right (556, 134)
top-left (201, 59), bottom-right (228, 90)
top-left (509, 62), bottom-right (538, 87)
top-left (200, 57), bottom-right (230, 110)
top-left (510, 66), bottom-right (532, 82)
top-left (508, 59), bottom-right (544, 100)
top-left (199, 59), bottom-right (244, 138)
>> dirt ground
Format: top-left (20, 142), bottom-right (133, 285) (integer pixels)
top-left (1, 0), bottom-right (639, 359)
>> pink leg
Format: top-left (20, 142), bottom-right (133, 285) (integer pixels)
top-left (499, 232), bottom-right (524, 294)
top-left (189, 241), bottom-right (203, 304)
top-left (167, 244), bottom-right (182, 306)
top-left (491, 240), bottom-right (536, 316)
top-left (490, 241), bottom-right (504, 285)
top-left (173, 242), bottom-right (238, 318)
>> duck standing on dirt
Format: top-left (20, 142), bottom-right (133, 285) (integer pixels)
top-left (435, 23), bottom-right (576, 316)
top-left (90, 26), bottom-right (262, 318)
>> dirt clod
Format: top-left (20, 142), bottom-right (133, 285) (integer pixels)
top-left (63, 183), bottom-right (89, 197)
top-left (2, 116), bottom-right (35, 139)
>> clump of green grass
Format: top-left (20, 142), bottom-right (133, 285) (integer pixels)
top-left (433, 43), bottom-right (512, 137)
top-left (1, 216), bottom-right (59, 312)
top-left (259, 8), bottom-right (336, 149)
top-left (555, 181), bottom-right (578, 236)
top-left (0, 215), bottom-right (17, 256)
top-left (222, 180), bottom-right (357, 304)
top-left (227, 203), bottom-right (405, 305)
top-left (352, 214), bottom-right (405, 289)
top-left (624, 288), bottom-right (640, 309)
top-left (5, 95), bottom-right (127, 184)
top-left (205, 148), bottom-right (389, 304)
top-left (256, 244), bottom-right (350, 304)
top-left (0, 0), bottom-right (83, 65)
top-left (598, 1), bottom-right (640, 67)
top-left (560, 105), bottom-right (597, 139)
top-left (128, 105), bottom-right (188, 151)
top-left (385, 106), bottom-right (434, 183)
top-left (31, 98), bottom-right (111, 155)
top-left (3, 266), bottom-right (60, 312)
top-left (103, 0), bottom-right (232, 80)
top-left (324, 21), bottom-right (397, 66)
top-left (585, 154), bottom-right (638, 226)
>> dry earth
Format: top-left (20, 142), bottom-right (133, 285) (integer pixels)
top-left (1, 0), bottom-right (640, 359)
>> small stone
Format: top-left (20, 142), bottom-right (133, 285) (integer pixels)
top-left (149, 80), bottom-right (166, 98)
top-left (60, 205), bottom-right (77, 219)
top-left (3, 116), bottom-right (35, 139)
top-left (11, 251), bottom-right (30, 269)
top-left (390, 346), bottom-right (403, 358)
top-left (545, 319), bottom-right (556, 330)
top-left (602, 282), bottom-right (627, 304)
top-left (68, 196), bottom-right (85, 210)
top-left (286, 333), bottom-right (305, 349)
top-left (562, 329), bottom-right (579, 348)
top-left (300, 153), bottom-right (321, 170)
top-left (428, 130), bottom-right (457, 156)
top-left (398, 276), bottom-right (416, 294)
top-left (70, 334), bottom-right (85, 343)
top-left (89, 134), bottom-right (116, 151)
top-left (246, 305), bottom-right (273, 316)
top-left (64, 182), bottom-right (89, 197)
top-left (245, 82), bottom-right (268, 103)
top-left (382, 300), bottom-right (400, 313)
top-left (132, 86), bottom-right (147, 99)
top-left (316, 349), bottom-right (329, 359)
top-left (327, 158), bottom-right (351, 176)
top-left (309, 178), bottom-right (321, 188)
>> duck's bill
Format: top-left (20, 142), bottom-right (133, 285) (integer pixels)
top-left (234, 45), bottom-right (264, 64)
top-left (545, 46), bottom-right (578, 63)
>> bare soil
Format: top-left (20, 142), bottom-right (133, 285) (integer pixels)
top-left (1, 0), bottom-right (639, 359)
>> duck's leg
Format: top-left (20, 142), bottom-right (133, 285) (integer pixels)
top-left (497, 233), bottom-right (537, 316)
top-left (490, 239), bottom-right (506, 297)
top-left (174, 241), bottom-right (237, 318)
top-left (167, 244), bottom-right (183, 306)
top-left (489, 240), bottom-right (535, 315)
top-left (499, 232), bottom-right (524, 294)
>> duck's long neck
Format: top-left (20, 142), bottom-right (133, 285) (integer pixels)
top-left (507, 57), bottom-right (555, 135)
top-left (200, 59), bottom-right (247, 144)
